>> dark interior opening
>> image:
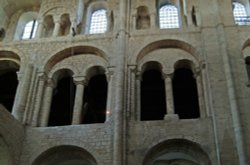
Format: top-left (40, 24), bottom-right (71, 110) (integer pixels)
top-left (172, 68), bottom-right (200, 119)
top-left (0, 70), bottom-right (18, 112)
top-left (245, 57), bottom-right (250, 79)
top-left (81, 74), bottom-right (107, 124)
top-left (48, 76), bottom-right (75, 126)
top-left (141, 69), bottom-right (166, 121)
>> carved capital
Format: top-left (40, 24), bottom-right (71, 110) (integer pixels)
top-left (163, 73), bottom-right (173, 79)
top-left (73, 76), bottom-right (86, 86)
top-left (46, 78), bottom-right (56, 88)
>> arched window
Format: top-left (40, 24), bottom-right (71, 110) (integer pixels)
top-left (233, 2), bottom-right (250, 25)
top-left (245, 56), bottom-right (250, 80)
top-left (22, 20), bottom-right (38, 39)
top-left (159, 4), bottom-right (180, 29)
top-left (48, 74), bottom-right (75, 126)
top-left (141, 69), bottom-right (166, 121)
top-left (14, 11), bottom-right (38, 40)
top-left (89, 9), bottom-right (107, 34)
top-left (172, 68), bottom-right (200, 119)
top-left (82, 74), bottom-right (107, 124)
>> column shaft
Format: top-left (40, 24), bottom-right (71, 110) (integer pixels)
top-left (40, 80), bottom-right (54, 127)
top-left (106, 72), bottom-right (114, 122)
top-left (72, 83), bottom-right (85, 125)
top-left (53, 21), bottom-right (61, 37)
top-left (12, 63), bottom-right (33, 122)
top-left (31, 75), bottom-right (46, 126)
top-left (164, 75), bottom-right (178, 120)
top-left (136, 77), bottom-right (141, 121)
top-left (164, 76), bottom-right (174, 114)
top-left (195, 73), bottom-right (205, 117)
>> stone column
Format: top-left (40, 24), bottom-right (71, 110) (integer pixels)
top-left (136, 71), bottom-right (141, 121)
top-left (69, 17), bottom-right (77, 36)
top-left (194, 68), bottom-right (205, 118)
top-left (40, 78), bottom-right (55, 127)
top-left (12, 63), bottom-right (33, 122)
top-left (163, 73), bottom-right (178, 120)
top-left (105, 67), bottom-right (114, 122)
top-left (11, 72), bottom-right (23, 113)
top-left (72, 77), bottom-right (86, 125)
top-left (128, 65), bottom-right (136, 120)
top-left (31, 73), bottom-right (46, 126)
top-left (53, 17), bottom-right (61, 37)
top-left (35, 19), bottom-right (44, 38)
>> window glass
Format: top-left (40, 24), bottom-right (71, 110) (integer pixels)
top-left (22, 20), bottom-right (38, 39)
top-left (89, 9), bottom-right (107, 34)
top-left (233, 2), bottom-right (250, 25)
top-left (159, 4), bottom-right (180, 29)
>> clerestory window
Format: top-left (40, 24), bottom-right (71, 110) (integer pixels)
top-left (89, 9), bottom-right (107, 34)
top-left (159, 4), bottom-right (180, 29)
top-left (22, 20), bottom-right (38, 39)
top-left (233, 2), bottom-right (250, 25)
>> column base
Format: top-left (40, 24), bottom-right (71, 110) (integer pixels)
top-left (164, 114), bottom-right (179, 120)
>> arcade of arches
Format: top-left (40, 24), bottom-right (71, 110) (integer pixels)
top-left (1, 0), bottom-right (250, 165)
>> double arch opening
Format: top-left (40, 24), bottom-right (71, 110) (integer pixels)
top-left (136, 40), bottom-right (203, 121)
top-left (48, 66), bottom-right (108, 126)
top-left (39, 46), bottom-right (109, 127)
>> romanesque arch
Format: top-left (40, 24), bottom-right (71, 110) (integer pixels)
top-left (135, 39), bottom-right (200, 64)
top-left (133, 39), bottom-right (205, 120)
top-left (32, 145), bottom-right (97, 165)
top-left (43, 45), bottom-right (108, 72)
top-left (142, 139), bottom-right (211, 165)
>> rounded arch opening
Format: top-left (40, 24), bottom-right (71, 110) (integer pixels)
top-left (32, 145), bottom-right (97, 165)
top-left (136, 39), bottom-right (199, 64)
top-left (140, 61), bottom-right (166, 121)
top-left (172, 60), bottom-right (200, 119)
top-left (0, 59), bottom-right (19, 113)
top-left (48, 69), bottom-right (75, 126)
top-left (143, 139), bottom-right (211, 165)
top-left (14, 11), bottom-right (38, 40)
top-left (82, 66), bottom-right (108, 124)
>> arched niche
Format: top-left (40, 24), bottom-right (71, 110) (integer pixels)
top-left (59, 13), bottom-right (71, 36)
top-left (136, 6), bottom-right (150, 30)
top-left (43, 15), bottom-right (54, 37)
top-left (32, 145), bottom-right (97, 165)
top-left (143, 139), bottom-right (211, 165)
top-left (0, 137), bottom-right (12, 165)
